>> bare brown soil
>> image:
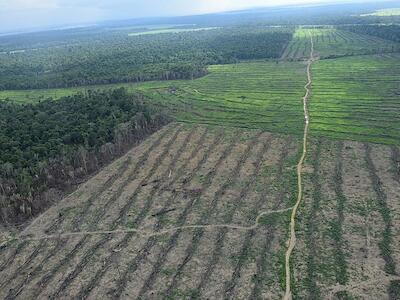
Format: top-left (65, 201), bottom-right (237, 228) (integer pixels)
top-left (1, 124), bottom-right (399, 299)
top-left (293, 140), bottom-right (400, 299)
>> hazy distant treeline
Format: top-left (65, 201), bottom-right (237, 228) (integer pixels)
top-left (0, 27), bottom-right (292, 90)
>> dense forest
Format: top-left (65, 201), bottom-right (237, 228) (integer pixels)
top-left (0, 27), bottom-right (293, 90)
top-left (0, 88), bottom-right (170, 224)
top-left (341, 25), bottom-right (400, 43)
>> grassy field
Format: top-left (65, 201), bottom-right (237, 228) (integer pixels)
top-left (310, 53), bottom-right (400, 145)
top-left (137, 61), bottom-right (307, 135)
top-left (0, 60), bottom-right (308, 136)
top-left (282, 28), bottom-right (400, 60)
top-left (1, 52), bottom-right (399, 146)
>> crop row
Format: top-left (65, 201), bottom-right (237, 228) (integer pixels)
top-left (1, 124), bottom-right (183, 298)
top-left (282, 28), bottom-right (400, 60)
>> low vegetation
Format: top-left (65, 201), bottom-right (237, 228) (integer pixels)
top-left (282, 28), bottom-right (400, 60)
top-left (310, 54), bottom-right (400, 145)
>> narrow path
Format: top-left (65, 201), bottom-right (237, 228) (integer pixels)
top-left (283, 33), bottom-right (316, 300)
top-left (1, 207), bottom-right (293, 246)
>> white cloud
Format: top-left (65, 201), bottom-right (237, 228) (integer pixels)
top-left (0, 0), bottom-right (370, 32)
top-left (0, 0), bottom-right (57, 11)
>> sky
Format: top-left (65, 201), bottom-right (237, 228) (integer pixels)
top-left (0, 0), bottom-right (379, 33)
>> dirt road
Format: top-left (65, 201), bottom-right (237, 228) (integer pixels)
top-left (283, 33), bottom-right (316, 300)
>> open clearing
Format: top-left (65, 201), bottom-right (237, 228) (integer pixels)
top-left (1, 23), bottom-right (400, 299)
top-left (1, 124), bottom-right (399, 299)
top-left (0, 124), bottom-right (301, 299)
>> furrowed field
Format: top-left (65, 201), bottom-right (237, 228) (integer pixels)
top-left (294, 137), bottom-right (400, 299)
top-left (310, 54), bottom-right (400, 145)
top-left (282, 28), bottom-right (400, 60)
top-left (0, 61), bottom-right (308, 135)
top-left (0, 125), bottom-right (301, 299)
top-left (137, 61), bottom-right (307, 135)
top-left (1, 20), bottom-right (400, 300)
top-left (1, 125), bottom-right (399, 299)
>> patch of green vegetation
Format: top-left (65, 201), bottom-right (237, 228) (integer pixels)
top-left (2, 50), bottom-right (398, 147)
top-left (283, 28), bottom-right (400, 60)
top-left (59, 206), bottom-right (79, 217)
top-left (330, 141), bottom-right (349, 287)
top-left (388, 280), bottom-right (400, 299)
top-left (258, 211), bottom-right (280, 226)
top-left (125, 220), bottom-right (137, 229)
top-left (160, 267), bottom-right (177, 277)
top-left (311, 54), bottom-right (400, 145)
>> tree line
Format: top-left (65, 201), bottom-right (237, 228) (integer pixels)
top-left (341, 25), bottom-right (400, 43)
top-left (0, 27), bottom-right (293, 90)
top-left (0, 88), bottom-right (171, 224)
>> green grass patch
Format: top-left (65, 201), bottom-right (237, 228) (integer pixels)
top-left (310, 54), bottom-right (400, 145)
top-left (2, 53), bottom-right (399, 146)
top-left (282, 28), bottom-right (400, 60)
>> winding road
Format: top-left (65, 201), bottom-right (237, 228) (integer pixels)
top-left (283, 33), bottom-right (316, 300)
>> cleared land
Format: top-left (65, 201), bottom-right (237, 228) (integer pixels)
top-left (294, 138), bottom-right (400, 299)
top-left (1, 125), bottom-right (399, 299)
top-left (0, 124), bottom-right (301, 299)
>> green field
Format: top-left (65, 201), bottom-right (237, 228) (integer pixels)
top-left (282, 28), bottom-right (400, 60)
top-left (310, 53), bottom-right (400, 145)
top-left (137, 61), bottom-right (307, 134)
top-left (1, 52), bottom-right (400, 145)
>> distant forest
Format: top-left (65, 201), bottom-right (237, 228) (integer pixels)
top-left (341, 24), bottom-right (400, 43)
top-left (0, 27), bottom-right (293, 90)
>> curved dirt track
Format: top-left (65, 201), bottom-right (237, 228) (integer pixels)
top-left (283, 33), bottom-right (316, 300)
top-left (3, 207), bottom-right (293, 245)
